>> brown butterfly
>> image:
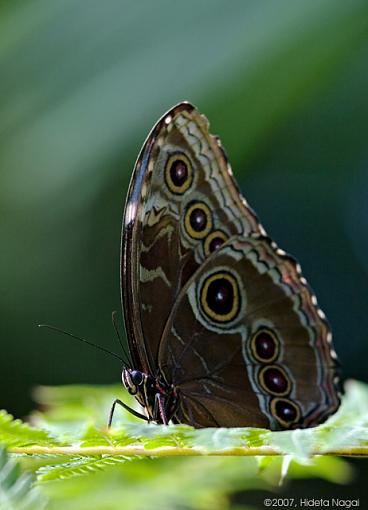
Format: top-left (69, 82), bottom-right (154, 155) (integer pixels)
top-left (111, 102), bottom-right (341, 430)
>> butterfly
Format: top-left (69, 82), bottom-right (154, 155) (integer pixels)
top-left (111, 102), bottom-right (341, 430)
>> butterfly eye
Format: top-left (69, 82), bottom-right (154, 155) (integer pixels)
top-left (200, 271), bottom-right (240, 323)
top-left (184, 202), bottom-right (212, 240)
top-left (164, 153), bottom-right (193, 194)
top-left (270, 398), bottom-right (301, 427)
top-left (204, 230), bottom-right (227, 256)
top-left (130, 370), bottom-right (144, 386)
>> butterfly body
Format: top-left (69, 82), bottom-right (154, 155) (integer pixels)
top-left (121, 368), bottom-right (178, 424)
top-left (119, 102), bottom-right (341, 430)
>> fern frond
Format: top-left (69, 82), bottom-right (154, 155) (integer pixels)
top-left (37, 455), bottom-right (127, 482)
top-left (0, 447), bottom-right (47, 510)
top-left (0, 410), bottom-right (60, 448)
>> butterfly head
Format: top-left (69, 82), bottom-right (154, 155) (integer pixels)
top-left (122, 368), bottom-right (144, 396)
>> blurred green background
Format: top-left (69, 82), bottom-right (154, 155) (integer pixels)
top-left (0, 0), bottom-right (367, 506)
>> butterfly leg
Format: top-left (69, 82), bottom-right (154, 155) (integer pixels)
top-left (154, 393), bottom-right (168, 425)
top-left (108, 398), bottom-right (148, 428)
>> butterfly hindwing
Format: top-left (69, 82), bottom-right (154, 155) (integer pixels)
top-left (158, 235), bottom-right (340, 429)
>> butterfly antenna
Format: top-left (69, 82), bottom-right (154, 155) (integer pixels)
top-left (111, 311), bottom-right (132, 367)
top-left (38, 324), bottom-right (126, 365)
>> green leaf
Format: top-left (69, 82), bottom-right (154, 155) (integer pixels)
top-left (38, 455), bottom-right (127, 482)
top-left (25, 380), bottom-right (368, 461)
top-left (0, 380), bottom-right (364, 470)
top-left (0, 410), bottom-right (60, 449)
top-left (0, 447), bottom-right (47, 510)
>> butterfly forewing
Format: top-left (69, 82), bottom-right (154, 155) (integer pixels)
top-left (122, 103), bottom-right (261, 373)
